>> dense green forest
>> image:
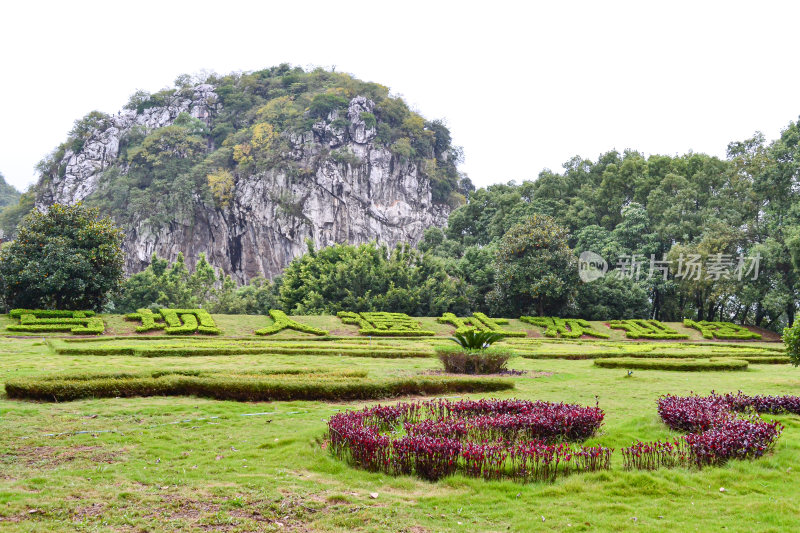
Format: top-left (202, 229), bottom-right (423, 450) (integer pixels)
top-left (109, 116), bottom-right (800, 332)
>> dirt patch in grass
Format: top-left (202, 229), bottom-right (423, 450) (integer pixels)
top-left (423, 370), bottom-right (553, 379)
top-left (6, 445), bottom-right (124, 469)
top-left (71, 502), bottom-right (107, 521)
top-left (139, 492), bottom-right (330, 531)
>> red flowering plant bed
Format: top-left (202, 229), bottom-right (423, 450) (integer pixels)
top-left (327, 398), bottom-right (611, 482)
top-left (622, 392), bottom-right (791, 470)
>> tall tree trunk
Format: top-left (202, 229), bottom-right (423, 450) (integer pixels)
top-left (695, 292), bottom-right (704, 321)
top-left (755, 302), bottom-right (764, 327)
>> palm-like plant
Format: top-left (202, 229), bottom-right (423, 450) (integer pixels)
top-left (448, 329), bottom-right (504, 350)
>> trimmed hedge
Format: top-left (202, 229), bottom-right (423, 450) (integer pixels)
top-left (125, 309), bottom-right (221, 335)
top-left (9, 309), bottom-right (96, 319)
top-left (593, 357), bottom-right (749, 371)
top-left (516, 347), bottom-right (784, 361)
top-left (53, 343), bottom-right (433, 358)
top-left (608, 319), bottom-right (689, 340)
top-left (255, 310), bottom-right (328, 336)
top-left (4, 370), bottom-right (514, 402)
top-left (338, 311), bottom-right (435, 336)
top-left (124, 309), bottom-right (166, 332)
top-left (683, 319), bottom-right (762, 340)
top-left (438, 312), bottom-right (526, 337)
top-left (519, 317), bottom-right (610, 339)
top-left (7, 309), bottom-right (104, 335)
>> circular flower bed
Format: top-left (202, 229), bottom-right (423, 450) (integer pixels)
top-left (622, 392), bottom-right (789, 470)
top-left (327, 398), bottom-right (610, 482)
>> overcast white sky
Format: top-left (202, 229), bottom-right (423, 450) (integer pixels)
top-left (1, 1), bottom-right (799, 191)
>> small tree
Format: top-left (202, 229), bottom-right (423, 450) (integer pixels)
top-left (0, 203), bottom-right (124, 310)
top-left (489, 214), bottom-right (578, 316)
top-left (783, 319), bottom-right (800, 367)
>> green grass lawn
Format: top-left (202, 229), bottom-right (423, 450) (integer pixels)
top-left (0, 319), bottom-right (798, 532)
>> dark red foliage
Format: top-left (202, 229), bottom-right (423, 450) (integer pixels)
top-left (623, 392), bottom-right (787, 471)
top-left (328, 398), bottom-right (608, 482)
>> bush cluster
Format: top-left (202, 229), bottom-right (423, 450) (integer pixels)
top-left (6, 309), bottom-right (104, 335)
top-left (435, 345), bottom-right (512, 374)
top-left (608, 319), bottom-right (689, 339)
top-left (337, 311), bottom-right (435, 336)
top-left (621, 392), bottom-right (788, 470)
top-left (255, 310), bottom-right (328, 336)
top-left (519, 316), bottom-right (609, 339)
top-left (683, 319), bottom-right (762, 340)
top-left (5, 370), bottom-right (513, 403)
top-left (328, 398), bottom-right (609, 482)
top-left (437, 312), bottom-right (525, 337)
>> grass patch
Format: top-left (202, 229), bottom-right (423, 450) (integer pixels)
top-left (593, 357), bottom-right (749, 371)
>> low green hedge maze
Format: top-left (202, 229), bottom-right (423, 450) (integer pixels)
top-left (519, 317), bottom-right (610, 339)
top-left (5, 369), bottom-right (514, 402)
top-left (593, 357), bottom-right (749, 371)
top-left (255, 310), bottom-right (328, 336)
top-left (683, 319), bottom-right (762, 340)
top-left (337, 311), bottom-right (435, 336)
top-left (125, 309), bottom-right (221, 335)
top-left (6, 309), bottom-right (104, 335)
top-left (608, 319), bottom-right (689, 340)
top-left (438, 312), bottom-right (526, 337)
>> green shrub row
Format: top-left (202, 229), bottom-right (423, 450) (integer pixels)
top-left (7, 310), bottom-right (104, 335)
top-left (337, 311), bottom-right (435, 336)
top-left (593, 357), bottom-right (748, 371)
top-left (9, 309), bottom-right (95, 319)
top-left (519, 316), bottom-right (610, 339)
top-left (54, 344), bottom-right (433, 359)
top-left (683, 319), bottom-right (762, 340)
top-left (437, 312), bottom-right (526, 337)
top-left (255, 310), bottom-right (328, 336)
top-left (5, 371), bottom-right (514, 402)
top-left (515, 345), bottom-right (783, 361)
top-left (608, 319), bottom-right (689, 339)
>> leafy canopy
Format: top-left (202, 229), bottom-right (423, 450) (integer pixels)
top-left (0, 203), bottom-right (124, 310)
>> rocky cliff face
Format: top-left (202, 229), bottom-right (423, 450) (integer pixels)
top-left (35, 85), bottom-right (451, 283)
